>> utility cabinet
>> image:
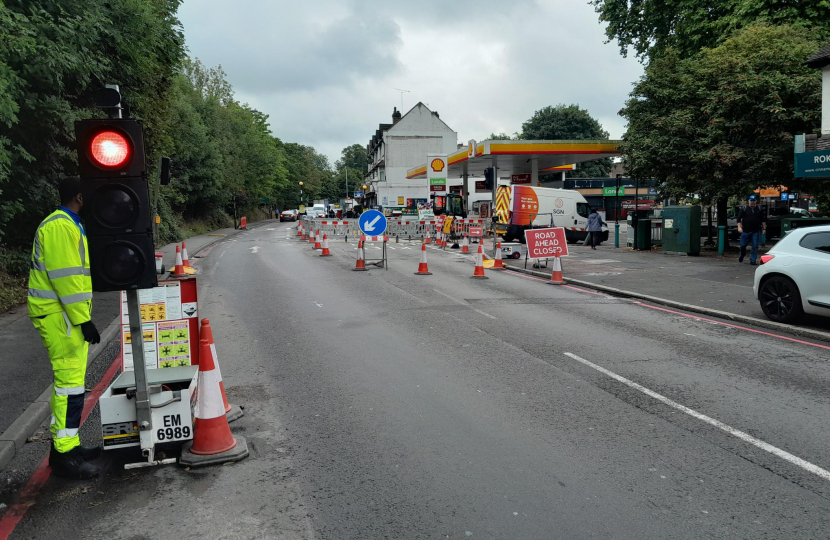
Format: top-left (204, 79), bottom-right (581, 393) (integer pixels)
top-left (662, 206), bottom-right (701, 255)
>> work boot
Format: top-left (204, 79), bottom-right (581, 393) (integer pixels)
top-left (50, 444), bottom-right (101, 463)
top-left (49, 447), bottom-right (100, 479)
top-left (738, 250), bottom-right (745, 263)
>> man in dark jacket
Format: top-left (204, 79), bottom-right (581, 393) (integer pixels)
top-left (586, 208), bottom-right (607, 250)
top-left (737, 195), bottom-right (767, 265)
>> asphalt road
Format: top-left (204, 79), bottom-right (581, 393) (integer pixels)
top-left (6, 221), bottom-right (830, 539)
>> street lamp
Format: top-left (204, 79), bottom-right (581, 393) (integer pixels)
top-left (298, 181), bottom-right (304, 206)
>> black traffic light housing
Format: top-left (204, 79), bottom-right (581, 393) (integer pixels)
top-left (75, 102), bottom-right (157, 292)
top-left (483, 167), bottom-right (495, 190)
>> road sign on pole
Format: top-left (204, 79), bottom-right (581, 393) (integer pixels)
top-left (524, 228), bottom-right (569, 259)
top-left (359, 209), bottom-right (387, 236)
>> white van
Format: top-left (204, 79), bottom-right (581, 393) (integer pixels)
top-left (501, 186), bottom-right (602, 244)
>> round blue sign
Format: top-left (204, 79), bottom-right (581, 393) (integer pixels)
top-left (358, 210), bottom-right (387, 236)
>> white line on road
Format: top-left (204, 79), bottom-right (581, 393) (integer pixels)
top-left (563, 352), bottom-right (830, 482)
top-left (314, 302), bottom-right (323, 308)
top-left (249, 246), bottom-right (261, 253)
top-left (432, 289), bottom-right (498, 320)
top-left (219, 249), bottom-right (227, 259)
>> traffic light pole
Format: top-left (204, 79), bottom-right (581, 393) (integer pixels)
top-left (490, 156), bottom-right (498, 258)
top-left (126, 289), bottom-right (154, 458)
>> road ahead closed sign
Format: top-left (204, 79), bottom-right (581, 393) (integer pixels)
top-left (525, 227), bottom-right (569, 259)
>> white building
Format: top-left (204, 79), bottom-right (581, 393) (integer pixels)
top-left (365, 103), bottom-right (458, 210)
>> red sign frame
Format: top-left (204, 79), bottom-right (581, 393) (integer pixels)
top-left (468, 226), bottom-right (483, 237)
top-left (524, 227), bottom-right (569, 259)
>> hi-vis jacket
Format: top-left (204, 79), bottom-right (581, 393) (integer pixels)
top-left (27, 209), bottom-right (92, 325)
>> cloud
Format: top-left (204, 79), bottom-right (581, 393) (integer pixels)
top-left (178, 0), bottom-right (643, 163)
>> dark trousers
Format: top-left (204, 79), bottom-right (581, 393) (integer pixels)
top-left (589, 231), bottom-right (601, 248)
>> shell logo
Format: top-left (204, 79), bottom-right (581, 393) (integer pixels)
top-left (555, 198), bottom-right (564, 209)
top-left (430, 158), bottom-right (445, 172)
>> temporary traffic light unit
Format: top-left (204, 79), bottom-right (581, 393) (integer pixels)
top-left (75, 117), bottom-right (157, 292)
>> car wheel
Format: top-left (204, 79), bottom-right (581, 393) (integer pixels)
top-left (512, 252), bottom-right (521, 259)
top-left (759, 275), bottom-right (804, 323)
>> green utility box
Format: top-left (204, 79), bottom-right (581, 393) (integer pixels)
top-left (781, 217), bottom-right (830, 235)
top-left (662, 206), bottom-right (701, 255)
top-left (634, 220), bottom-right (651, 250)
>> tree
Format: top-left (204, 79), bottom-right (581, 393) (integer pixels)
top-left (487, 132), bottom-right (516, 140)
top-left (520, 104), bottom-right (613, 178)
top-left (592, 0), bottom-right (830, 62)
top-left (620, 24), bottom-right (822, 221)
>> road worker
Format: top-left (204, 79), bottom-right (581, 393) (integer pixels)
top-left (28, 177), bottom-right (101, 479)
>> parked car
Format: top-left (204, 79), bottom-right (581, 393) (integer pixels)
top-left (279, 209), bottom-right (298, 222)
top-left (753, 224), bottom-right (830, 323)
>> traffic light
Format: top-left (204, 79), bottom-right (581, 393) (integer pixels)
top-left (75, 112), bottom-right (157, 292)
top-left (483, 167), bottom-right (495, 190)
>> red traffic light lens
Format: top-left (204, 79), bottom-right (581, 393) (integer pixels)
top-left (90, 131), bottom-right (130, 168)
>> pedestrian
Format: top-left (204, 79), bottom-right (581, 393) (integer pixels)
top-left (28, 177), bottom-right (101, 479)
top-left (737, 195), bottom-right (767, 265)
top-left (586, 207), bottom-right (607, 250)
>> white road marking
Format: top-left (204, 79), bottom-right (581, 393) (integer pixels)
top-left (582, 259), bottom-right (621, 265)
top-left (683, 333), bottom-right (696, 337)
top-left (249, 246), bottom-right (261, 253)
top-left (219, 249), bottom-right (227, 259)
top-left (314, 302), bottom-right (323, 308)
top-left (266, 228), bottom-right (276, 231)
top-left (432, 289), bottom-right (498, 320)
top-left (562, 352), bottom-right (830, 482)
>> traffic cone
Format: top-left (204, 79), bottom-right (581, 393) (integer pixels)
top-left (320, 234), bottom-right (332, 256)
top-left (170, 245), bottom-right (187, 277)
top-left (471, 245), bottom-right (488, 279)
top-left (179, 338), bottom-right (249, 467)
top-left (199, 319), bottom-right (243, 422)
top-left (461, 234), bottom-right (470, 254)
top-left (353, 240), bottom-right (368, 271)
top-left (181, 241), bottom-right (191, 268)
top-left (492, 242), bottom-right (505, 270)
top-left (548, 256), bottom-right (565, 285)
top-left (313, 230), bottom-right (322, 249)
top-left (414, 243), bottom-right (432, 275)
top-left (424, 229), bottom-right (432, 244)
top-left (308, 228), bottom-right (316, 244)
top-left (297, 221), bottom-right (303, 237)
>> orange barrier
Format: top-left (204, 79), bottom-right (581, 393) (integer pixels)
top-left (200, 319), bottom-right (243, 422)
top-left (492, 242), bottom-right (505, 270)
top-left (414, 243), bottom-right (432, 275)
top-left (179, 338), bottom-right (249, 467)
top-left (471, 245), bottom-right (488, 279)
top-left (353, 240), bottom-right (367, 271)
top-left (548, 256), bottom-right (564, 285)
top-left (320, 234), bottom-right (332, 256)
top-left (170, 245), bottom-right (187, 277)
top-left (240, 216), bottom-right (247, 230)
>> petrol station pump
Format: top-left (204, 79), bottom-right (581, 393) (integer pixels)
top-left (75, 86), bottom-right (199, 468)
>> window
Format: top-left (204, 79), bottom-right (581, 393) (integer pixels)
top-left (576, 202), bottom-right (590, 218)
top-left (799, 232), bottom-right (830, 254)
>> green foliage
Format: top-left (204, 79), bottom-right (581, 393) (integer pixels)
top-left (487, 132), bottom-right (516, 140)
top-left (520, 104), bottom-right (613, 178)
top-left (0, 0), bottom-right (184, 243)
top-left (621, 24), bottom-right (822, 202)
top-left (592, 0), bottom-right (830, 62)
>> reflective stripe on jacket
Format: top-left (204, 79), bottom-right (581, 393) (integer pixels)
top-left (27, 209), bottom-right (92, 325)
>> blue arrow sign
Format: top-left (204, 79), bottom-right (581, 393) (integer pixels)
top-left (359, 209), bottom-right (387, 236)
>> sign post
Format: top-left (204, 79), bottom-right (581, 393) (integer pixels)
top-left (524, 227), bottom-right (569, 269)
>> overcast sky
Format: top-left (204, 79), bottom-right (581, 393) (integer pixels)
top-left (177, 0), bottom-right (643, 165)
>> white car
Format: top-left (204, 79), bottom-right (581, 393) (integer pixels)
top-left (753, 224), bottom-right (830, 323)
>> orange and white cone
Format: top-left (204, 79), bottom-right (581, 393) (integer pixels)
top-left (492, 242), bottom-right (505, 270)
top-left (548, 256), bottom-right (565, 285)
top-left (353, 240), bottom-right (368, 271)
top-left (461, 234), bottom-right (470, 254)
top-left (181, 242), bottom-right (191, 268)
top-left (320, 234), bottom-right (332, 256)
top-left (179, 338), bottom-right (249, 467)
top-left (297, 221), bottom-right (304, 237)
top-left (414, 243), bottom-right (432, 275)
top-left (308, 228), bottom-right (316, 244)
top-left (424, 228), bottom-right (432, 244)
top-left (313, 230), bottom-right (322, 249)
top-left (471, 245), bottom-right (488, 279)
top-left (171, 245), bottom-right (187, 277)
top-left (200, 319), bottom-right (243, 422)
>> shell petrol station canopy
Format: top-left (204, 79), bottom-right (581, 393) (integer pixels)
top-left (406, 139), bottom-right (622, 180)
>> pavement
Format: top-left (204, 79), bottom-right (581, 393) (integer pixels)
top-left (0, 224), bottom-right (251, 471)
top-left (3, 222), bottom-right (830, 539)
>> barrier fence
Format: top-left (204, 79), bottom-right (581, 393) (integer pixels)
top-left (299, 217), bottom-right (491, 241)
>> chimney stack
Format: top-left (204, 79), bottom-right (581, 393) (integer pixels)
top-left (392, 107), bottom-right (402, 124)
